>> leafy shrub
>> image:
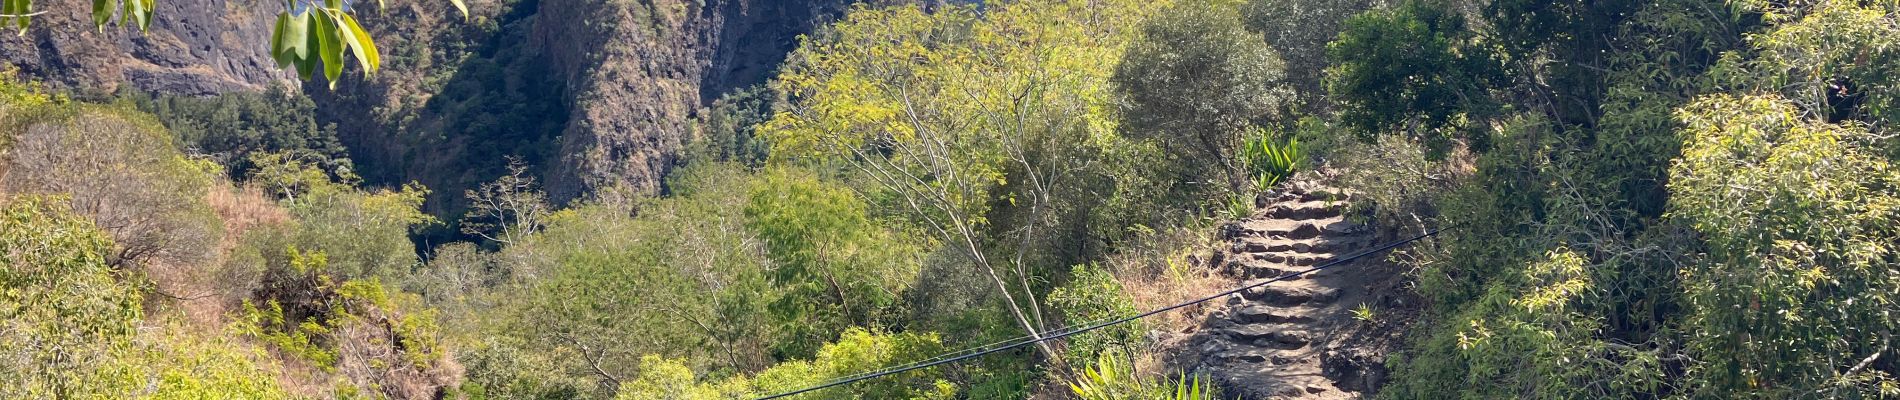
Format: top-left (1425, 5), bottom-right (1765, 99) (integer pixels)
top-left (1114, 0), bottom-right (1291, 192)
top-left (1049, 263), bottom-right (1144, 370)
top-left (2, 103), bottom-right (225, 271)
top-left (246, 151), bottom-right (434, 283)
top-left (236, 247), bottom-right (456, 398)
top-left (1237, 130), bottom-right (1300, 192)
top-left (1669, 94), bottom-right (1900, 397)
top-left (0, 195), bottom-right (143, 398)
top-left (1325, 0), bottom-right (1503, 156)
top-left (1069, 351), bottom-right (1220, 400)
top-left (613, 356), bottom-right (751, 400)
top-left (746, 166), bottom-right (924, 359)
top-left (749, 328), bottom-right (958, 400)
top-left (494, 165), bottom-right (776, 392)
top-left (458, 337), bottom-right (589, 400)
top-left (102, 319), bottom-right (291, 399)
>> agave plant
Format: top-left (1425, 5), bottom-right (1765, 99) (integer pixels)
top-left (1238, 131), bottom-right (1301, 192)
top-left (1071, 351), bottom-right (1222, 400)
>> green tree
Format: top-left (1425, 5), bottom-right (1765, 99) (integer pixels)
top-left (1114, 0), bottom-right (1291, 192)
top-left (245, 151), bottom-right (433, 282)
top-left (1724, 0), bottom-right (1900, 126)
top-left (1325, 0), bottom-right (1503, 155)
top-left (127, 85), bottom-right (351, 179)
top-left (492, 165), bottom-right (775, 395)
top-left (764, 0), bottom-right (1167, 364)
top-left (1669, 94), bottom-right (1900, 397)
top-left (0, 195), bottom-right (143, 398)
top-left (1241, 0), bottom-right (1380, 112)
top-left (746, 167), bottom-right (923, 359)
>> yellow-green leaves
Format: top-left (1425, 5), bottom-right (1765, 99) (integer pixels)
top-left (6, 0), bottom-right (472, 85)
top-left (271, 5), bottom-right (379, 88)
top-left (0, 0), bottom-right (156, 34)
top-left (118, 0), bottom-right (153, 31)
top-left (1668, 94), bottom-right (1900, 396)
top-left (447, 0), bottom-right (467, 20)
top-left (2, 0), bottom-right (36, 34)
top-left (338, 13), bottom-right (378, 73)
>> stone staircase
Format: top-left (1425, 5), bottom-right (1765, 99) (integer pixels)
top-left (1178, 186), bottom-right (1383, 399)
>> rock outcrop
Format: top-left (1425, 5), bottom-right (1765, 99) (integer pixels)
top-left (530, 0), bottom-right (854, 202)
top-left (0, 0), bottom-right (291, 95)
top-left (4, 0), bottom-right (861, 210)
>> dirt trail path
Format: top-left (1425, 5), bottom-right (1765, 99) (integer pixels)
top-left (1170, 184), bottom-right (1414, 399)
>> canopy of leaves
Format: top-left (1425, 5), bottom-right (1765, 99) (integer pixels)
top-left (1113, 0), bottom-right (1291, 191)
top-left (1326, 0), bottom-right (1503, 155)
top-left (0, 195), bottom-right (143, 398)
top-left (1670, 94), bottom-right (1900, 397)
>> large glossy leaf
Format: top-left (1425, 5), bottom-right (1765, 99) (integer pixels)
top-left (295, 12), bottom-right (319, 80)
top-left (447, 0), bottom-right (466, 19)
top-left (275, 11), bottom-right (312, 66)
top-left (121, 0), bottom-right (152, 31)
top-left (270, 13), bottom-right (290, 66)
top-left (336, 12), bottom-right (377, 74)
top-left (90, 0), bottom-right (110, 29)
top-left (312, 10), bottom-right (343, 87)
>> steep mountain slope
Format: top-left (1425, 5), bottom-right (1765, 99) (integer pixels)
top-left (312, 0), bottom-right (861, 211)
top-left (0, 0), bottom-right (290, 95)
top-left (3, 0), bottom-right (861, 213)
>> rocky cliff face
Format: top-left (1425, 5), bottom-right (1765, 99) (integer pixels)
top-left (311, 0), bottom-right (856, 211)
top-left (4, 0), bottom-right (857, 211)
top-left (0, 0), bottom-right (291, 95)
top-left (531, 0), bottom-right (853, 202)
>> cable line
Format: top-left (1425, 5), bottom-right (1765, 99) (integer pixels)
top-left (755, 227), bottom-right (1447, 400)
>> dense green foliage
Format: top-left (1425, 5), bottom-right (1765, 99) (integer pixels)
top-left (1334, 0), bottom-right (1900, 398)
top-left (1671, 94), bottom-right (1900, 397)
top-left (10, 0), bottom-right (1900, 397)
top-left (1326, 0), bottom-right (1503, 155)
top-left (1069, 351), bottom-right (1218, 400)
top-left (1113, 0), bottom-right (1290, 192)
top-left (0, 195), bottom-right (143, 398)
top-left (126, 86), bottom-right (351, 180)
top-left (0, 196), bottom-right (291, 399)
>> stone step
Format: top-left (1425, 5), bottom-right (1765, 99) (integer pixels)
top-left (1240, 219), bottom-right (1328, 240)
top-left (1224, 349), bottom-right (1300, 366)
top-left (1236, 237), bottom-right (1368, 255)
top-left (1321, 219), bottom-right (1373, 236)
top-left (1273, 383), bottom-right (1335, 397)
top-left (1234, 263), bottom-right (1301, 280)
top-left (1234, 305), bottom-right (1315, 324)
top-left (1223, 325), bottom-right (1312, 349)
top-left (1253, 252), bottom-right (1332, 267)
top-left (1263, 200), bottom-right (1346, 220)
top-left (1242, 285), bottom-right (1340, 306)
top-left (1301, 188), bottom-right (1350, 202)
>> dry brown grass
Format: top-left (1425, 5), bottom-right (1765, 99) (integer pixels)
top-left (1105, 222), bottom-right (1238, 335)
top-left (1093, 221), bottom-right (1241, 381)
top-left (209, 184), bottom-right (292, 244)
top-left (150, 184), bottom-right (293, 327)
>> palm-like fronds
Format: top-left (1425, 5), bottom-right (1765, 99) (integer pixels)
top-left (1238, 132), bottom-right (1301, 192)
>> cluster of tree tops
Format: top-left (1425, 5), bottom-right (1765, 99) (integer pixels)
top-left (4, 0), bottom-right (1900, 398)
